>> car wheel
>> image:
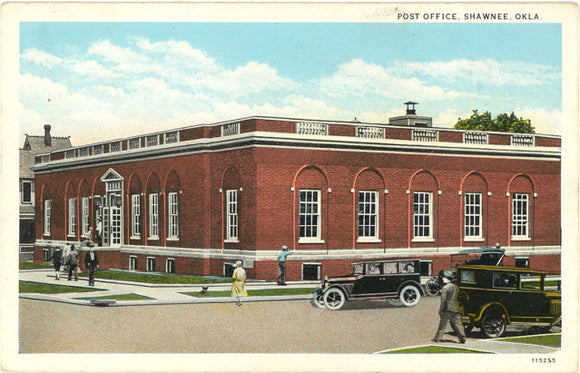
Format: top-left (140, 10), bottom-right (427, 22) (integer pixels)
top-left (311, 292), bottom-right (326, 309)
top-left (323, 288), bottom-right (346, 311)
top-left (425, 277), bottom-right (440, 296)
top-left (481, 311), bottom-right (507, 338)
top-left (399, 285), bottom-right (421, 307)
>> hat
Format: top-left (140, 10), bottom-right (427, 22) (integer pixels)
top-left (281, 245), bottom-right (288, 250)
top-left (234, 260), bottom-right (242, 268)
top-left (443, 270), bottom-right (455, 279)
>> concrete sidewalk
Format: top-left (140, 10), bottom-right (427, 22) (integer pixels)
top-left (19, 269), bottom-right (317, 306)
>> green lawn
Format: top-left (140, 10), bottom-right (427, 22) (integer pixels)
top-left (383, 346), bottom-right (490, 354)
top-left (498, 334), bottom-right (561, 347)
top-left (19, 281), bottom-right (102, 294)
top-left (183, 287), bottom-right (315, 297)
top-left (85, 270), bottom-right (232, 284)
top-left (20, 261), bottom-right (51, 270)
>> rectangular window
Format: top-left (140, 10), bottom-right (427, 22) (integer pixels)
top-left (131, 194), bottom-right (141, 238)
top-left (302, 263), bottom-right (321, 281)
top-left (512, 193), bottom-right (530, 239)
top-left (225, 190), bottom-right (238, 242)
top-left (166, 258), bottom-right (176, 274)
top-left (92, 144), bottom-right (103, 155)
top-left (110, 141), bottom-right (121, 152)
top-left (165, 131), bottom-right (179, 144)
top-left (43, 199), bottom-right (51, 235)
top-left (146, 135), bottom-right (159, 147)
top-left (520, 273), bottom-right (542, 291)
top-left (78, 147), bottom-right (89, 157)
top-left (464, 192), bottom-right (483, 240)
top-left (413, 192), bottom-right (433, 240)
top-left (68, 198), bottom-right (77, 236)
top-left (358, 191), bottom-right (379, 241)
top-left (129, 138), bottom-right (141, 150)
top-left (515, 257), bottom-right (530, 268)
top-left (149, 193), bottom-right (159, 239)
top-left (81, 197), bottom-right (90, 236)
top-left (129, 256), bottom-right (137, 271)
top-left (146, 257), bottom-right (156, 272)
top-left (21, 181), bottom-right (32, 204)
top-left (299, 189), bottom-right (322, 242)
top-left (167, 192), bottom-right (179, 239)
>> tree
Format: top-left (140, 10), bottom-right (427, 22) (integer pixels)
top-left (454, 110), bottom-right (535, 134)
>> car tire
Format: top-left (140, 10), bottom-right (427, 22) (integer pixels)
top-left (323, 288), bottom-right (346, 311)
top-left (399, 285), bottom-right (421, 307)
top-left (425, 277), bottom-right (440, 296)
top-left (311, 292), bottom-right (326, 309)
top-left (481, 310), bottom-right (507, 338)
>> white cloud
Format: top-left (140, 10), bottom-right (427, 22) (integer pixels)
top-left (515, 107), bottom-right (562, 135)
top-left (21, 48), bottom-right (62, 67)
top-left (319, 58), bottom-right (485, 101)
top-left (391, 59), bottom-right (559, 86)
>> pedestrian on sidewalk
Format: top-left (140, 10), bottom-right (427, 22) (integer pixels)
top-left (231, 260), bottom-right (247, 307)
top-left (66, 245), bottom-right (79, 281)
top-left (50, 245), bottom-right (63, 280)
top-left (84, 244), bottom-right (99, 286)
top-left (277, 245), bottom-right (292, 285)
top-left (432, 270), bottom-right (466, 344)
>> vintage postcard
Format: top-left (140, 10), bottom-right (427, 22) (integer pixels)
top-left (1, 1), bottom-right (578, 372)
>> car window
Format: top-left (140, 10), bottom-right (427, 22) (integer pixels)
top-left (399, 261), bottom-right (416, 274)
top-left (520, 274), bottom-right (542, 291)
top-left (493, 273), bottom-right (517, 289)
top-left (460, 269), bottom-right (475, 284)
top-left (353, 264), bottom-right (364, 276)
top-left (366, 263), bottom-right (382, 275)
top-left (384, 262), bottom-right (397, 274)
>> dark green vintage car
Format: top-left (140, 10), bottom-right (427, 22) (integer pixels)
top-left (455, 265), bottom-right (561, 338)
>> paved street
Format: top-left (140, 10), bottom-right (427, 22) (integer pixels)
top-left (20, 297), bottom-right (443, 353)
top-left (18, 269), bottom-right (561, 354)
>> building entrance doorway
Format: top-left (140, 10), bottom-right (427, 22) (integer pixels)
top-left (100, 169), bottom-right (124, 247)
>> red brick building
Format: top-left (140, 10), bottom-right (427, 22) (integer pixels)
top-left (32, 107), bottom-right (561, 280)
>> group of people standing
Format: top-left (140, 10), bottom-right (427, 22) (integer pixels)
top-left (49, 225), bottom-right (100, 286)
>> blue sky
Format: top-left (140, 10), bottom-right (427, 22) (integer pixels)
top-left (19, 22), bottom-right (562, 145)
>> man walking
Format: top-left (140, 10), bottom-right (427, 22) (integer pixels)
top-left (84, 244), bottom-right (99, 286)
top-left (66, 245), bottom-right (79, 281)
top-left (277, 245), bottom-right (292, 286)
top-left (433, 270), bottom-right (466, 344)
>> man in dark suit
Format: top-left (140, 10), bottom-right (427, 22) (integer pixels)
top-left (432, 270), bottom-right (466, 343)
top-left (84, 245), bottom-right (99, 286)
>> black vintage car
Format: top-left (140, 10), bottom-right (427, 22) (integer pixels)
top-left (312, 259), bottom-right (426, 310)
top-left (455, 265), bottom-right (561, 338)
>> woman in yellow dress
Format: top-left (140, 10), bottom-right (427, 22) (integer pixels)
top-left (231, 260), bottom-right (247, 306)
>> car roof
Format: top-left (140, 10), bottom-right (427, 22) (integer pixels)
top-left (453, 247), bottom-right (505, 256)
top-left (455, 264), bottom-right (546, 274)
top-left (350, 259), bottom-right (419, 266)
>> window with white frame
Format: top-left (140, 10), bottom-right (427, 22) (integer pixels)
top-left (512, 193), bottom-right (530, 239)
top-left (146, 135), bottom-right (159, 147)
top-left (43, 199), bottom-right (52, 235)
top-left (92, 144), bottom-right (103, 155)
top-left (358, 191), bottom-right (379, 241)
top-left (129, 256), bottom-right (137, 271)
top-left (149, 193), bottom-right (159, 239)
top-left (464, 192), bottom-right (483, 240)
top-left (413, 192), bottom-right (433, 240)
top-left (146, 257), bottom-right (156, 272)
top-left (81, 197), bottom-right (90, 236)
top-left (131, 194), bottom-right (141, 238)
top-left (226, 190), bottom-right (238, 242)
top-left (167, 192), bottom-right (179, 239)
top-left (166, 258), bottom-right (176, 273)
top-left (21, 181), bottom-right (32, 204)
top-left (299, 189), bottom-right (322, 242)
top-left (68, 198), bottom-right (77, 236)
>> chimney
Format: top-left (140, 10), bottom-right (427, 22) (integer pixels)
top-left (404, 101), bottom-right (418, 115)
top-left (44, 124), bottom-right (52, 146)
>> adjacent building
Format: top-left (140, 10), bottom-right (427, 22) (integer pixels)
top-left (32, 105), bottom-right (561, 279)
top-left (19, 125), bottom-right (72, 260)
